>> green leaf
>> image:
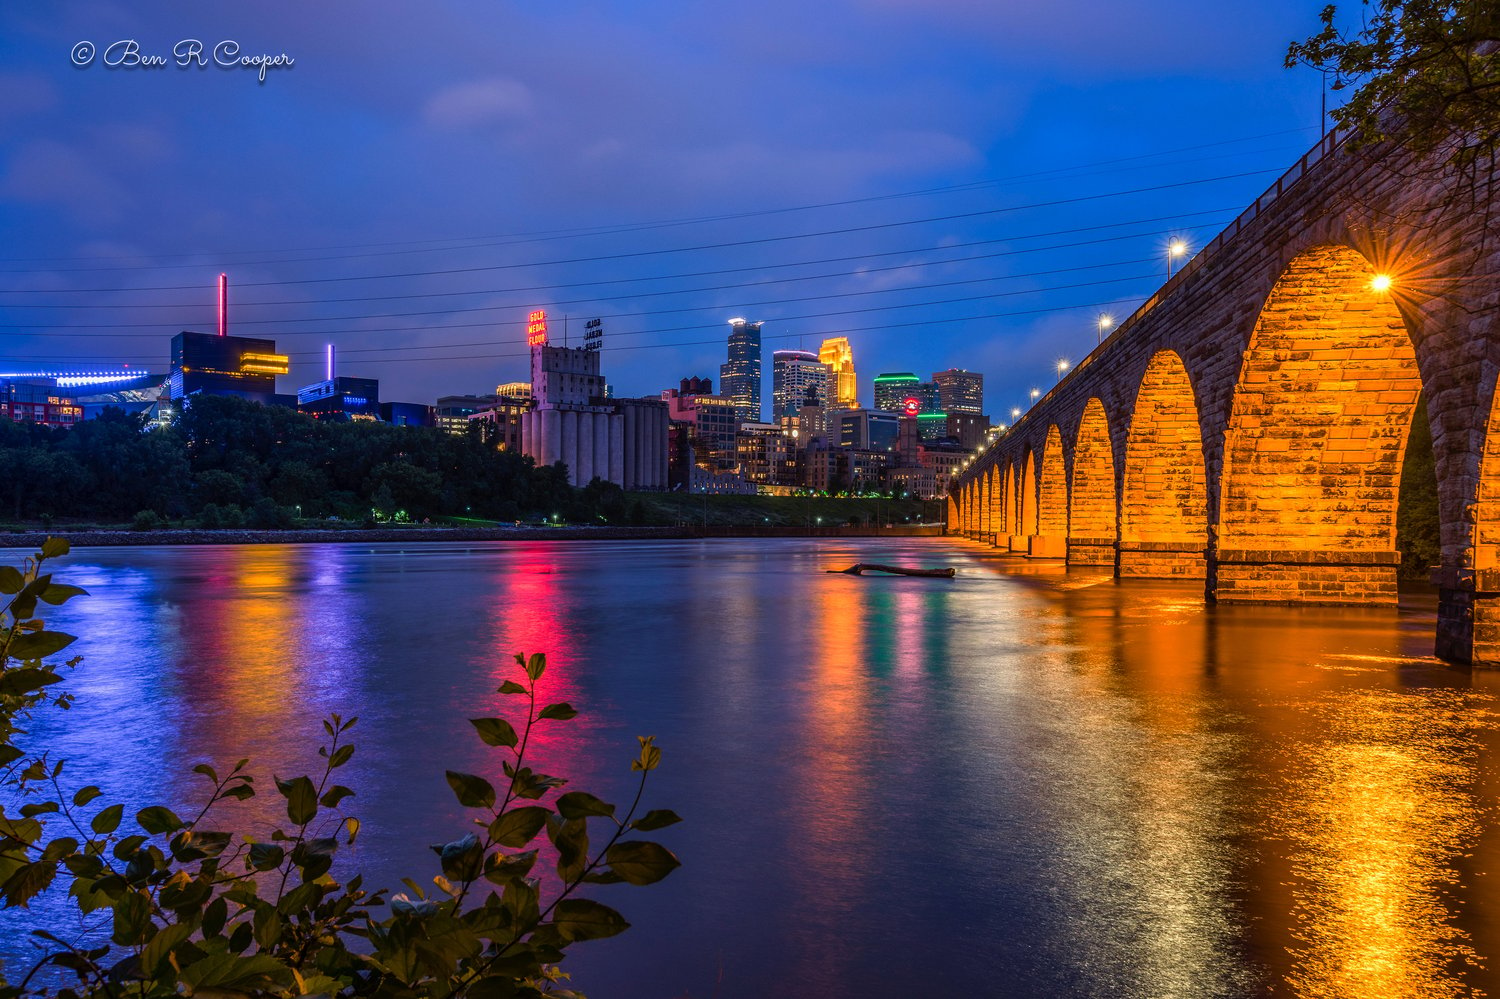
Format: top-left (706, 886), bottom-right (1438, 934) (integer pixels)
top-left (275, 775), bottom-right (317, 826)
top-left (38, 583), bottom-right (88, 606)
top-left (0, 566), bottom-right (23, 594)
top-left (39, 538), bottom-right (69, 560)
top-left (445, 770), bottom-right (496, 810)
top-left (0, 861), bottom-right (56, 907)
top-left (141, 922), bottom-right (195, 977)
top-left (497, 680), bottom-right (528, 695)
top-left (19, 801), bottom-right (59, 818)
top-left (630, 809), bottom-right (683, 832)
top-left (524, 652), bottom-right (546, 682)
top-left (248, 842), bottom-right (285, 871)
top-left (319, 785), bottom-right (355, 808)
top-left (555, 792), bottom-right (614, 820)
top-left (431, 833), bottom-right (484, 882)
top-left (605, 840), bottom-right (681, 885)
top-left (490, 805), bottom-right (550, 848)
top-left (469, 717), bottom-right (519, 748)
top-left (91, 803), bottom-right (124, 835)
top-left (551, 898), bottom-right (630, 942)
top-left (135, 805), bottom-right (184, 835)
top-left (7, 630), bottom-right (75, 661)
top-left (111, 891), bottom-right (151, 945)
top-left (0, 667), bottom-right (63, 697)
top-left (538, 702), bottom-right (578, 721)
top-left (192, 763), bottom-right (218, 784)
top-left (72, 785), bottom-right (103, 807)
top-left (328, 743), bottom-right (355, 769)
top-left (631, 735), bottom-right (662, 772)
top-left (179, 953), bottom-right (294, 992)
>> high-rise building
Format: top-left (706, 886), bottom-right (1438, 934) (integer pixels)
top-left (872, 372), bottom-right (940, 415)
top-left (819, 337), bottom-right (857, 408)
top-left (834, 408), bottom-right (901, 452)
top-left (719, 318), bottom-right (762, 424)
top-left (873, 372), bottom-right (919, 413)
top-left (933, 369), bottom-right (984, 414)
top-left (771, 349), bottom-right (829, 418)
top-left (169, 331), bottom-right (290, 404)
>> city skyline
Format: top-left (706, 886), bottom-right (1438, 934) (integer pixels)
top-left (0, 2), bottom-right (1339, 419)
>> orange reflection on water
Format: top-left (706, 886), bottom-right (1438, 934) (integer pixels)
top-left (1277, 688), bottom-right (1488, 999)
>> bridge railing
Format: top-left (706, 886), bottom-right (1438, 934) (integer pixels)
top-left (966, 128), bottom-right (1347, 481)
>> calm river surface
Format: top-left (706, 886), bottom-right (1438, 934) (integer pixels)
top-left (6, 537), bottom-right (1500, 998)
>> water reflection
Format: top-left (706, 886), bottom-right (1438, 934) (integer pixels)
top-left (5, 539), bottom-right (1500, 998)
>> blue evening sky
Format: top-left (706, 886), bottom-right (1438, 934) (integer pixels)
top-left (0, 1), bottom-right (1340, 418)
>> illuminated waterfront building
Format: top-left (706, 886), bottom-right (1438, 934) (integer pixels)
top-left (819, 337), bottom-right (858, 408)
top-left (0, 377), bottom-right (82, 428)
top-left (771, 349), bottom-right (829, 418)
top-left (720, 318), bottom-right (762, 424)
top-left (435, 395), bottom-right (498, 434)
top-left (662, 378), bottom-right (738, 465)
top-left (297, 376), bottom-right (381, 421)
top-left (933, 368), bottom-right (984, 414)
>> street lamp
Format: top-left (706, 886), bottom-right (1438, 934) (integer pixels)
top-left (1096, 313), bottom-right (1115, 344)
top-left (1167, 239), bottom-right (1188, 279)
top-left (1011, 407), bottom-right (1021, 421)
top-left (1029, 387), bottom-right (1040, 404)
top-left (1056, 359), bottom-right (1070, 381)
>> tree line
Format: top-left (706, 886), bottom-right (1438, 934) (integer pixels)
top-left (0, 395), bottom-right (639, 528)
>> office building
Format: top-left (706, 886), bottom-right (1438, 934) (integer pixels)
top-left (834, 408), bottom-right (901, 452)
top-left (917, 411), bottom-right (950, 443)
top-left (873, 373), bottom-right (919, 413)
top-left (719, 318), bottom-right (762, 424)
top-left (379, 402), bottom-right (433, 427)
top-left (435, 395), bottom-right (497, 434)
top-left (771, 349), bottom-right (829, 418)
top-left (947, 412), bottom-right (991, 450)
top-left (819, 337), bottom-right (858, 408)
top-left (933, 369), bottom-right (984, 414)
top-left (662, 378), bottom-right (738, 463)
top-left (298, 376), bottom-right (380, 421)
top-left (169, 331), bottom-right (290, 404)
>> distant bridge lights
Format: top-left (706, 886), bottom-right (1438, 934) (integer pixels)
top-left (1030, 387), bottom-right (1040, 403)
top-left (1057, 359), bottom-right (1070, 381)
top-left (1011, 407), bottom-right (1021, 421)
top-left (1371, 273), bottom-right (1394, 293)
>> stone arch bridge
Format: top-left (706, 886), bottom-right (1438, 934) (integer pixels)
top-left (947, 132), bottom-right (1500, 666)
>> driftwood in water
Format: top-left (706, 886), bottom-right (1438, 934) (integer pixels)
top-left (828, 563), bottom-right (956, 578)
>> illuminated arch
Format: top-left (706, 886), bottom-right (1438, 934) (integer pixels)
top-left (1121, 350), bottom-right (1208, 576)
top-left (1019, 449), bottom-right (1039, 536)
top-left (1218, 244), bottom-right (1421, 602)
top-left (1038, 425), bottom-right (1068, 538)
top-left (1068, 398), bottom-right (1118, 564)
top-left (995, 459), bottom-right (1012, 538)
top-left (980, 466), bottom-right (994, 540)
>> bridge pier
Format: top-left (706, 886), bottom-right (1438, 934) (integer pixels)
top-left (1433, 569), bottom-right (1500, 666)
top-left (1027, 536), bottom-right (1067, 559)
top-left (1067, 537), bottom-right (1115, 565)
top-left (1117, 541), bottom-right (1206, 579)
top-left (1209, 549), bottom-right (1400, 604)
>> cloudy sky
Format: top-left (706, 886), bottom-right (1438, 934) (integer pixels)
top-left (0, 0), bottom-right (1337, 418)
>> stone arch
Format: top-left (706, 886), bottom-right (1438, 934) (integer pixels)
top-left (982, 466), bottom-right (995, 542)
top-left (1068, 398), bottom-right (1118, 565)
top-left (1019, 448), bottom-right (1039, 538)
top-left (1120, 350), bottom-right (1209, 578)
top-left (996, 459), bottom-right (1012, 539)
top-left (1038, 424), bottom-right (1068, 537)
top-left (1216, 244), bottom-right (1422, 604)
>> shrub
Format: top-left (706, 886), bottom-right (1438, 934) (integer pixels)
top-left (130, 510), bottom-right (167, 532)
top-left (0, 540), bottom-right (679, 998)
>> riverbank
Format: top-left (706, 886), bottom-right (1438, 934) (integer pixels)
top-left (0, 525), bottom-right (944, 548)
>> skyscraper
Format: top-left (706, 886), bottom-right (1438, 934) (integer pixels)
top-left (933, 368), bottom-right (984, 414)
top-left (771, 349), bottom-right (829, 418)
top-left (719, 318), bottom-right (762, 424)
top-left (819, 337), bottom-right (857, 408)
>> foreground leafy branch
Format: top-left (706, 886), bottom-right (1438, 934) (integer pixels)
top-left (0, 539), bottom-right (680, 999)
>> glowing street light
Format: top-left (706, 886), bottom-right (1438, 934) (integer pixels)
top-left (1167, 239), bottom-right (1188, 279)
top-left (1371, 273), bottom-right (1393, 293)
top-left (1011, 407), bottom-right (1021, 421)
top-left (1030, 387), bottom-right (1040, 403)
top-left (1097, 313), bottom-right (1115, 344)
top-left (1056, 359), bottom-right (1070, 381)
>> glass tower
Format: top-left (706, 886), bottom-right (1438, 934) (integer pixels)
top-left (719, 319), bottom-right (762, 424)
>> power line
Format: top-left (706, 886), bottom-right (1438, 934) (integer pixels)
top-left (0, 127), bottom-right (1314, 269)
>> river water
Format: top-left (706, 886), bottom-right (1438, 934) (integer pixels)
top-left (5, 537), bottom-right (1500, 998)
